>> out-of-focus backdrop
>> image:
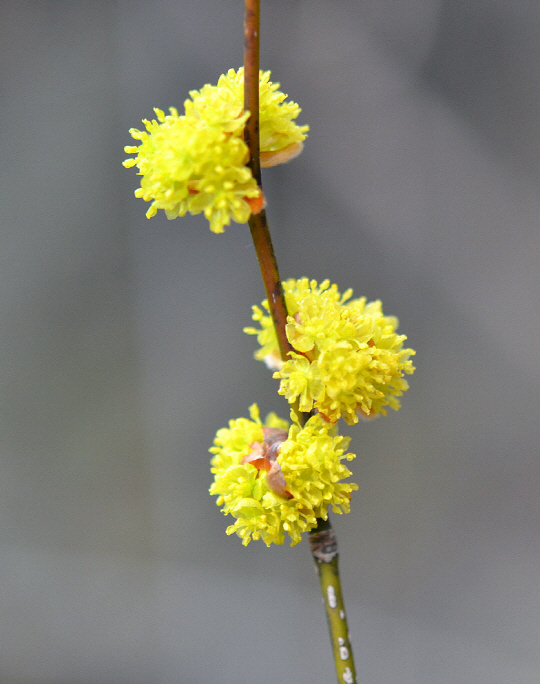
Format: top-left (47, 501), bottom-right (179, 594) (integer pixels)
top-left (1, 1), bottom-right (539, 682)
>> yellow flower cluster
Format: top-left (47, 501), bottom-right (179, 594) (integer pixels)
top-left (245, 278), bottom-right (416, 424)
top-left (123, 68), bottom-right (308, 233)
top-left (209, 405), bottom-right (357, 546)
top-left (123, 108), bottom-right (259, 233)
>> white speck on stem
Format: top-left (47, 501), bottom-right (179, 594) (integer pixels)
top-left (327, 585), bottom-right (337, 608)
top-left (339, 610), bottom-right (345, 619)
top-left (342, 667), bottom-right (354, 684)
top-left (339, 646), bottom-right (350, 661)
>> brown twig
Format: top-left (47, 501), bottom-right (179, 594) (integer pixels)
top-left (243, 0), bottom-right (292, 364)
top-left (244, 0), bottom-right (261, 186)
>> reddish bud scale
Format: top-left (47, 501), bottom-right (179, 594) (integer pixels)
top-left (240, 428), bottom-right (292, 498)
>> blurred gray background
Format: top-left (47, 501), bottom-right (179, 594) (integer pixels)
top-left (1, 1), bottom-right (539, 682)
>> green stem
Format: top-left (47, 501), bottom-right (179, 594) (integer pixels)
top-left (309, 519), bottom-right (357, 684)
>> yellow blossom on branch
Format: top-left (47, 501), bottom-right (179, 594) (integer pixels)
top-left (123, 68), bottom-right (308, 232)
top-left (209, 405), bottom-right (357, 546)
top-left (245, 278), bottom-right (416, 424)
top-left (123, 108), bottom-right (260, 233)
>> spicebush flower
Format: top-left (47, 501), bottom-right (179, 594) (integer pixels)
top-left (123, 68), bottom-right (308, 232)
top-left (123, 109), bottom-right (260, 233)
top-left (245, 278), bottom-right (416, 424)
top-left (209, 404), bottom-right (357, 546)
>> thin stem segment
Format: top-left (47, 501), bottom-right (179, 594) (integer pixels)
top-left (309, 519), bottom-right (357, 684)
top-left (247, 210), bottom-right (293, 363)
top-left (244, 0), bottom-right (261, 186)
top-left (244, 0), bottom-right (292, 363)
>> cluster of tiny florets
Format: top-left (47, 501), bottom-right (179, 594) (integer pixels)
top-left (245, 278), bottom-right (416, 424)
top-left (124, 64), bottom-right (416, 549)
top-left (123, 108), bottom-right (259, 233)
top-left (123, 68), bottom-right (308, 233)
top-left (209, 405), bottom-right (357, 546)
